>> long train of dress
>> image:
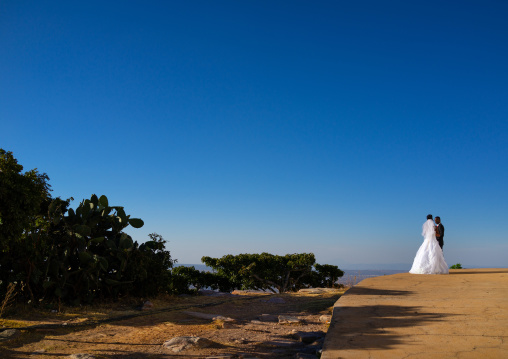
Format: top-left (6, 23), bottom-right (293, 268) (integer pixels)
top-left (409, 220), bottom-right (448, 274)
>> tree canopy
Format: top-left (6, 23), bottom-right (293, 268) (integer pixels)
top-left (202, 253), bottom-right (343, 293)
top-left (0, 149), bottom-right (51, 252)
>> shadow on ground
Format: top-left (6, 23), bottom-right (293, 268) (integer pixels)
top-left (326, 304), bottom-right (453, 351)
top-left (449, 269), bottom-right (508, 275)
top-left (0, 349), bottom-right (206, 358)
top-left (343, 287), bottom-right (413, 296)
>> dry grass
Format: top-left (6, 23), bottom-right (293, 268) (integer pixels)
top-left (0, 289), bottom-right (347, 358)
top-left (0, 283), bottom-right (18, 318)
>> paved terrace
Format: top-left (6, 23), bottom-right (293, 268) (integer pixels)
top-left (321, 268), bottom-right (508, 359)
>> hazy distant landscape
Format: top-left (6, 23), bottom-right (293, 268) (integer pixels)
top-left (179, 264), bottom-right (408, 287)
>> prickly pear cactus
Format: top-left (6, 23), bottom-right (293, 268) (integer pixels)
top-left (42, 194), bottom-right (144, 303)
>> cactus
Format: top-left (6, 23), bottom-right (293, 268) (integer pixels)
top-left (99, 195), bottom-right (108, 208)
top-left (35, 194), bottom-right (146, 303)
top-left (128, 218), bottom-right (144, 228)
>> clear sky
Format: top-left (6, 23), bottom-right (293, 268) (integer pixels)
top-left (1, 1), bottom-right (507, 269)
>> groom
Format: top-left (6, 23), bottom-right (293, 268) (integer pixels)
top-left (435, 216), bottom-right (444, 249)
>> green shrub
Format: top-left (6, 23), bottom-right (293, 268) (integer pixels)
top-left (125, 233), bottom-right (175, 297)
top-left (0, 149), bottom-right (51, 253)
top-left (1, 191), bottom-right (175, 304)
top-left (306, 263), bottom-right (345, 288)
top-left (450, 263), bottom-right (463, 269)
top-left (0, 150), bottom-right (178, 305)
top-left (202, 253), bottom-right (343, 293)
top-left (169, 266), bottom-right (234, 294)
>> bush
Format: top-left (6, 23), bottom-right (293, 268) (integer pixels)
top-left (169, 266), bottom-right (234, 294)
top-left (202, 253), bottom-right (343, 293)
top-left (1, 192), bottom-right (176, 305)
top-left (125, 233), bottom-right (176, 297)
top-left (450, 263), bottom-right (463, 269)
top-left (306, 263), bottom-right (345, 288)
top-left (0, 150), bottom-right (178, 305)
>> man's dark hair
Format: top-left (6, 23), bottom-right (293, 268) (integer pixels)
top-left (427, 214), bottom-right (433, 220)
top-left (435, 216), bottom-right (440, 220)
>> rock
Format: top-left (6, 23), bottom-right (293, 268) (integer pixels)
top-left (213, 315), bottom-right (237, 322)
top-left (198, 289), bottom-right (232, 297)
top-left (291, 330), bottom-right (325, 343)
top-left (0, 329), bottom-right (20, 342)
top-left (233, 338), bottom-right (248, 344)
top-left (279, 315), bottom-right (303, 324)
top-left (163, 336), bottom-right (214, 353)
top-left (264, 339), bottom-right (302, 348)
top-left (219, 321), bottom-right (236, 329)
top-left (183, 310), bottom-right (236, 322)
top-left (264, 297), bottom-right (285, 304)
top-left (141, 300), bottom-right (153, 310)
top-left (205, 355), bottom-right (233, 359)
top-left (249, 320), bottom-right (265, 324)
top-left (257, 314), bottom-right (278, 322)
top-left (319, 315), bottom-right (331, 323)
top-left (69, 355), bottom-right (96, 359)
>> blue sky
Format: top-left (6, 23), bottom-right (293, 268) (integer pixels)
top-left (1, 1), bottom-right (507, 269)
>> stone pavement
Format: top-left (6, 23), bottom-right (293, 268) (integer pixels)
top-left (321, 268), bottom-right (508, 359)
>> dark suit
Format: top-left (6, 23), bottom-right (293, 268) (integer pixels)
top-left (436, 223), bottom-right (444, 249)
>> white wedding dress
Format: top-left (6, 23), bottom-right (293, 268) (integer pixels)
top-left (409, 219), bottom-right (449, 274)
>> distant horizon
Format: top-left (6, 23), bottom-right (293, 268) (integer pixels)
top-left (176, 263), bottom-right (506, 272)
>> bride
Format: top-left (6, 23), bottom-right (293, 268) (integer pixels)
top-left (409, 215), bottom-right (449, 274)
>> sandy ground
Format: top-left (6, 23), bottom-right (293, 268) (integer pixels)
top-left (0, 288), bottom-right (344, 358)
top-left (322, 268), bottom-right (508, 359)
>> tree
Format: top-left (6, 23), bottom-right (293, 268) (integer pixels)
top-left (306, 263), bottom-right (344, 288)
top-left (126, 233), bottom-right (176, 296)
top-left (0, 149), bottom-right (51, 252)
top-left (202, 253), bottom-right (319, 293)
top-left (202, 253), bottom-right (344, 293)
top-left (170, 266), bottom-right (234, 294)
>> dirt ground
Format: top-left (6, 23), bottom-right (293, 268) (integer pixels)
top-left (0, 288), bottom-right (345, 358)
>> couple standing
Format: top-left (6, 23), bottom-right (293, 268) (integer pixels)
top-left (409, 214), bottom-right (449, 274)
